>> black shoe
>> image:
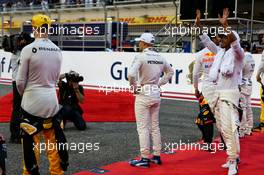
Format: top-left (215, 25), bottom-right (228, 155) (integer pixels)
top-left (150, 156), bottom-right (162, 165)
top-left (236, 157), bottom-right (241, 164)
top-left (253, 123), bottom-right (264, 132)
top-left (129, 158), bottom-right (150, 168)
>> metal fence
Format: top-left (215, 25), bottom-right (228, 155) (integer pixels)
top-left (0, 0), bottom-right (180, 52)
top-left (0, 0), bottom-right (264, 53)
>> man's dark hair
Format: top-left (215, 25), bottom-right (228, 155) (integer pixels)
top-left (208, 34), bottom-right (216, 40)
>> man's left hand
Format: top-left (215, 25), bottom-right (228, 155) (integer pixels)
top-left (219, 8), bottom-right (229, 27)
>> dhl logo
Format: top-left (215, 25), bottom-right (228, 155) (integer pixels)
top-left (119, 17), bottom-right (137, 23)
top-left (63, 16), bottom-right (174, 25)
top-left (147, 16), bottom-right (170, 23)
top-left (1, 22), bottom-right (20, 29)
top-left (118, 16), bottom-right (171, 24)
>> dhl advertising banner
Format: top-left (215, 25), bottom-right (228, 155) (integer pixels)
top-left (0, 21), bottom-right (21, 29)
top-left (0, 50), bottom-right (262, 106)
top-left (64, 16), bottom-right (180, 25)
top-left (8, 16), bottom-right (179, 29)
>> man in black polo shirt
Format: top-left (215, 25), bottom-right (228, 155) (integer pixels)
top-left (58, 71), bottom-right (87, 130)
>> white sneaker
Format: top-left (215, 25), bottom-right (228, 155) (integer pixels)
top-left (228, 161), bottom-right (238, 175)
top-left (245, 129), bottom-right (252, 136)
top-left (222, 158), bottom-right (240, 169)
top-left (222, 161), bottom-right (231, 169)
top-left (239, 131), bottom-right (245, 138)
top-left (245, 131), bottom-right (252, 136)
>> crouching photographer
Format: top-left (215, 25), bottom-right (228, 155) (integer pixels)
top-left (58, 71), bottom-right (87, 130)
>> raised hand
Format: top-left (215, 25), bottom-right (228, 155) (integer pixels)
top-left (195, 9), bottom-right (202, 27)
top-left (219, 8), bottom-right (229, 27)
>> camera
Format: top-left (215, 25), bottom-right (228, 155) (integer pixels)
top-left (65, 72), bottom-right (84, 83)
top-left (2, 32), bottom-right (33, 53)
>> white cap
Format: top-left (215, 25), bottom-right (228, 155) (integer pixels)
top-left (219, 30), bottom-right (240, 42)
top-left (135, 33), bottom-right (155, 45)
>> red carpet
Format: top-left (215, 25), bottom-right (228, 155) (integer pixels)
top-left (73, 132), bottom-right (264, 175)
top-left (0, 90), bottom-right (136, 122)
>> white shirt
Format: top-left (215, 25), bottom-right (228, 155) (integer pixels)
top-left (241, 51), bottom-right (255, 85)
top-left (200, 34), bottom-right (244, 90)
top-left (257, 51), bottom-right (264, 84)
top-left (16, 38), bottom-right (62, 118)
top-left (128, 48), bottom-right (174, 96)
top-left (193, 47), bottom-right (216, 88)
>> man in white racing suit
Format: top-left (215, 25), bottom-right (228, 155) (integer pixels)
top-left (128, 32), bottom-right (174, 168)
top-left (239, 41), bottom-right (255, 137)
top-left (255, 50), bottom-right (264, 132)
top-left (196, 8), bottom-right (244, 175)
top-left (193, 34), bottom-right (221, 103)
top-left (193, 33), bottom-right (221, 145)
top-left (16, 14), bottom-right (68, 175)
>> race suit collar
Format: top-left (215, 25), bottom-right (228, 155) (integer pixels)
top-left (143, 47), bottom-right (156, 53)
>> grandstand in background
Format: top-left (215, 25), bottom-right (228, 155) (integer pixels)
top-left (0, 0), bottom-right (264, 52)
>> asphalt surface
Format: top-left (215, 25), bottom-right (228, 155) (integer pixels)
top-left (0, 84), bottom-right (261, 175)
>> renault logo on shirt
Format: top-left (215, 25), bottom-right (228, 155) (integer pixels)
top-left (38, 47), bottom-right (60, 52)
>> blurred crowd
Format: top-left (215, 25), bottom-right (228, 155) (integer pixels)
top-left (252, 34), bottom-right (264, 54)
top-left (1, 0), bottom-right (106, 11)
top-left (0, 0), bottom-right (167, 11)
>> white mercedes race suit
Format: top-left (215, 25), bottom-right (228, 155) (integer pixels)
top-left (256, 51), bottom-right (264, 124)
top-left (200, 34), bottom-right (244, 161)
top-left (193, 47), bottom-right (217, 109)
top-left (239, 52), bottom-right (255, 135)
top-left (128, 48), bottom-right (174, 158)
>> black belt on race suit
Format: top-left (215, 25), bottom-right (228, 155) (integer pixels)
top-left (20, 108), bottom-right (69, 175)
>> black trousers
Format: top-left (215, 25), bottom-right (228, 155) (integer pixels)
top-left (0, 141), bottom-right (6, 175)
top-left (197, 124), bottom-right (214, 144)
top-left (60, 105), bottom-right (87, 130)
top-left (9, 81), bottom-right (22, 140)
